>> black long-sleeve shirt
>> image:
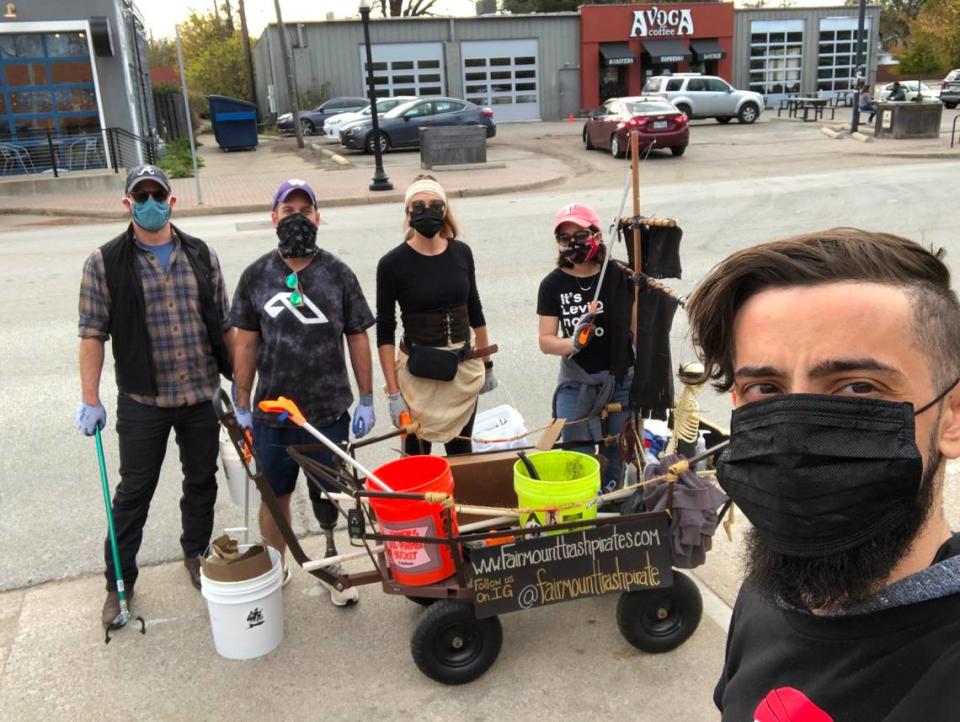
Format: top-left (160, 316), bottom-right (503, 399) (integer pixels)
top-left (375, 239), bottom-right (486, 347)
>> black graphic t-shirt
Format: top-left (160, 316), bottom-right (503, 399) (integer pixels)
top-left (230, 249), bottom-right (375, 427)
top-left (537, 268), bottom-right (611, 374)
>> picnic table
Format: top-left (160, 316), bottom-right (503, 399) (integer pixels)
top-left (776, 96), bottom-right (839, 122)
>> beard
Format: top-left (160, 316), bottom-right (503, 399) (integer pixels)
top-left (744, 439), bottom-right (941, 612)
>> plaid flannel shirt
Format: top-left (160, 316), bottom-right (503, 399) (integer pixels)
top-left (78, 230), bottom-right (230, 407)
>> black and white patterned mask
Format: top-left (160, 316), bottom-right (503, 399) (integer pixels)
top-left (276, 213), bottom-right (318, 258)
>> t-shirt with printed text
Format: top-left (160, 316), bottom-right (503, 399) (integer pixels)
top-left (230, 249), bottom-right (375, 427)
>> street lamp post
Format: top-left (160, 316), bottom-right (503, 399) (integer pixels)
top-left (359, 0), bottom-right (393, 191)
top-left (850, 0), bottom-right (867, 133)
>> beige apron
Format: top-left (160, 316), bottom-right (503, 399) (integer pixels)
top-left (396, 341), bottom-right (484, 444)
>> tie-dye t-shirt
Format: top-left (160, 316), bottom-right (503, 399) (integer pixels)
top-left (230, 249), bottom-right (374, 427)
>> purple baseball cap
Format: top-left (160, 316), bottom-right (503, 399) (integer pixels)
top-left (272, 178), bottom-right (317, 209)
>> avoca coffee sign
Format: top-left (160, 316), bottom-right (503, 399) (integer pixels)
top-left (629, 6), bottom-right (695, 38)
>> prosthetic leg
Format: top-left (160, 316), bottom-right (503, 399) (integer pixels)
top-left (312, 499), bottom-right (360, 607)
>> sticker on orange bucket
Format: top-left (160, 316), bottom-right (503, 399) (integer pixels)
top-left (381, 516), bottom-right (443, 572)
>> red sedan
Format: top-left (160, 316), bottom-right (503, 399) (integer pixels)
top-left (583, 96), bottom-right (689, 158)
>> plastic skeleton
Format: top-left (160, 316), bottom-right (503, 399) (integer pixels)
top-left (667, 362), bottom-right (706, 457)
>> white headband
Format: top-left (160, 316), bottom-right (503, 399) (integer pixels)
top-left (404, 179), bottom-right (447, 209)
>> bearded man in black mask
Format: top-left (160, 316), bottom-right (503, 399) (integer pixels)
top-left (686, 228), bottom-right (960, 721)
top-left (230, 179), bottom-right (375, 604)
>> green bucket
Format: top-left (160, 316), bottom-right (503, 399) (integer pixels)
top-left (513, 450), bottom-right (600, 536)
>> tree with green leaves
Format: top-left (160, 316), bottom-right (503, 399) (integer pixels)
top-left (846, 0), bottom-right (924, 49)
top-left (899, 0), bottom-right (960, 73)
top-left (176, 10), bottom-right (248, 101)
top-left (147, 36), bottom-right (176, 69)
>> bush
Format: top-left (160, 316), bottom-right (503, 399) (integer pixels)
top-left (157, 138), bottom-right (204, 179)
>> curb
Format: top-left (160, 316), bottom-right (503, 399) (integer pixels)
top-left (0, 172), bottom-right (567, 221)
top-left (311, 143), bottom-right (351, 167)
top-left (850, 131), bottom-right (873, 143)
top-left (820, 127), bottom-right (843, 139)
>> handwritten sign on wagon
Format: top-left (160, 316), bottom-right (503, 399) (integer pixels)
top-left (468, 514), bottom-right (673, 618)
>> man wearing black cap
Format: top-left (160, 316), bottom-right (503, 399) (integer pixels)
top-left (230, 179), bottom-right (375, 605)
top-left (76, 164), bottom-right (233, 625)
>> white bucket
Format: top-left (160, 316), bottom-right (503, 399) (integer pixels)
top-left (473, 404), bottom-right (528, 453)
top-left (201, 544), bottom-right (283, 660)
top-left (219, 428), bottom-right (260, 507)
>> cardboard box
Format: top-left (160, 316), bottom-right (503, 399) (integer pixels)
top-left (200, 541), bottom-right (272, 583)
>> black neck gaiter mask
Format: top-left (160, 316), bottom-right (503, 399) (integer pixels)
top-left (716, 380), bottom-right (958, 559)
top-left (276, 213), bottom-right (318, 258)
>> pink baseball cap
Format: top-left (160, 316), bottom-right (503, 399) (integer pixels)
top-left (554, 203), bottom-right (601, 232)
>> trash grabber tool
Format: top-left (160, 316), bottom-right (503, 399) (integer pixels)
top-left (576, 133), bottom-right (639, 349)
top-left (94, 427), bottom-right (146, 644)
top-left (258, 397), bottom-right (396, 493)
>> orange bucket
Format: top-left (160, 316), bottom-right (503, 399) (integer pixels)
top-left (366, 455), bottom-right (459, 586)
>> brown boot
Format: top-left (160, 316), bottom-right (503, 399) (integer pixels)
top-left (101, 587), bottom-right (134, 626)
top-left (184, 557), bottom-right (202, 591)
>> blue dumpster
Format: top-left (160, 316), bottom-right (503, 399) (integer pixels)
top-left (208, 95), bottom-right (258, 151)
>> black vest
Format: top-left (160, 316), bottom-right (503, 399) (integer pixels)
top-left (99, 223), bottom-right (233, 397)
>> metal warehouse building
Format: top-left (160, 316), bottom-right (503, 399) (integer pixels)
top-left (254, 4), bottom-right (879, 123)
top-left (254, 13), bottom-right (581, 124)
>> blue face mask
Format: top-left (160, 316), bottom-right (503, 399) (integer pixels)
top-left (131, 197), bottom-right (171, 231)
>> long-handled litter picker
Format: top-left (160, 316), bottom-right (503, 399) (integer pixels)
top-left (94, 427), bottom-right (146, 643)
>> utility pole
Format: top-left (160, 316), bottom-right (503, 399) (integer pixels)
top-left (850, 0), bottom-right (867, 133)
top-left (237, 0), bottom-right (257, 116)
top-left (273, 0), bottom-right (304, 148)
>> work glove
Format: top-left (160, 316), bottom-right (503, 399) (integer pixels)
top-left (231, 382), bottom-right (253, 431)
top-left (235, 406), bottom-right (253, 431)
top-left (74, 401), bottom-right (107, 436)
top-left (569, 312), bottom-right (596, 355)
top-left (352, 394), bottom-right (376, 438)
top-left (480, 368), bottom-right (498, 395)
top-left (388, 391), bottom-right (410, 429)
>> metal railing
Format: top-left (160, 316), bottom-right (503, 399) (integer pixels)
top-left (0, 127), bottom-right (158, 178)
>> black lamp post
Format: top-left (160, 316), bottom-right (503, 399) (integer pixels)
top-left (850, 0), bottom-right (867, 133)
top-left (359, 0), bottom-right (393, 191)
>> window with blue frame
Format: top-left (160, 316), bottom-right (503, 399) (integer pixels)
top-left (0, 31), bottom-right (100, 139)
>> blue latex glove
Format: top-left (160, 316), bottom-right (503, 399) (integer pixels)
top-left (480, 369), bottom-right (498, 395)
top-left (235, 406), bottom-right (253, 430)
top-left (352, 394), bottom-right (376, 438)
top-left (75, 402), bottom-right (106, 436)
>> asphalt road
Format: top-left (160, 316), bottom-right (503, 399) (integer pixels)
top-left (1, 156), bottom-right (958, 595)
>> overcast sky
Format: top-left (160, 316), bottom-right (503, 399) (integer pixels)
top-left (138, 0), bottom-right (480, 40)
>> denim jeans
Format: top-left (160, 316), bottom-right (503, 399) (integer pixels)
top-left (553, 372), bottom-right (632, 494)
top-left (105, 395), bottom-right (219, 590)
top-left (253, 414), bottom-right (349, 529)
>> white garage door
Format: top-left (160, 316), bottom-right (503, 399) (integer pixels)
top-left (359, 42), bottom-right (445, 99)
top-left (461, 39), bottom-right (540, 122)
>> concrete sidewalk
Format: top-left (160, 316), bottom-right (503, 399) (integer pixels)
top-left (0, 132), bottom-right (569, 220)
top-left (0, 531), bottom-right (729, 721)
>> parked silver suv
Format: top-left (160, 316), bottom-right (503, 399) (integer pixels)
top-left (642, 74), bottom-right (765, 124)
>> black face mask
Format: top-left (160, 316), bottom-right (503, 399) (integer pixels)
top-left (716, 381), bottom-right (958, 559)
top-left (409, 206), bottom-right (445, 238)
top-left (276, 213), bottom-right (318, 258)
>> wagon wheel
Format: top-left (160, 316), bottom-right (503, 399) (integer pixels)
top-left (410, 600), bottom-right (502, 684)
top-left (616, 571), bottom-right (702, 653)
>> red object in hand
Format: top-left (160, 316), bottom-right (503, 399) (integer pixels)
top-left (754, 688), bottom-right (834, 722)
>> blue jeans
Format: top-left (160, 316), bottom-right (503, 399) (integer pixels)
top-left (253, 413), bottom-right (349, 529)
top-left (553, 372), bottom-right (632, 495)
